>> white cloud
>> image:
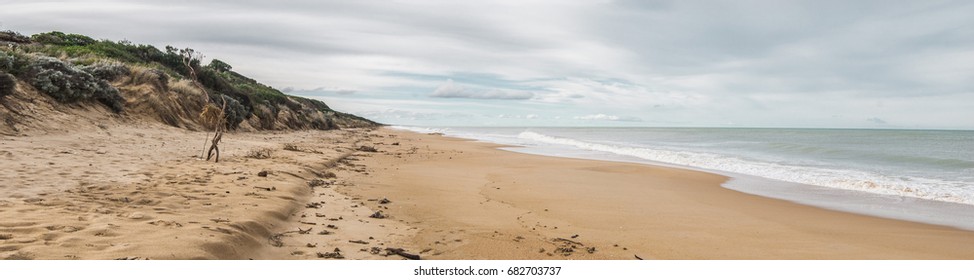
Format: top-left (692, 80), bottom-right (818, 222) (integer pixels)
top-left (430, 79), bottom-right (534, 100)
top-left (574, 114), bottom-right (642, 122)
top-left (291, 86), bottom-right (358, 95)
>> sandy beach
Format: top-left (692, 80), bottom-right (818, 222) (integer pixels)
top-left (337, 128), bottom-right (974, 259)
top-left (0, 124), bottom-right (413, 260)
top-left (2, 126), bottom-right (974, 260)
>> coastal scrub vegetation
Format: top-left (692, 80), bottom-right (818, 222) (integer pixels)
top-left (24, 56), bottom-right (125, 112)
top-left (0, 30), bottom-right (376, 130)
top-left (0, 72), bottom-right (15, 97)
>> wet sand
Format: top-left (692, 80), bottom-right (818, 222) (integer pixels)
top-left (337, 128), bottom-right (974, 259)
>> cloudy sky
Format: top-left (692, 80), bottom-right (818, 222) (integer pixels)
top-left (3, 0), bottom-right (973, 128)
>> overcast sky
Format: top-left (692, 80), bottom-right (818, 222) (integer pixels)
top-left (2, 0), bottom-right (972, 128)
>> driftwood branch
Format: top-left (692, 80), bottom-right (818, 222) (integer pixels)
top-left (385, 248), bottom-right (421, 260)
top-left (180, 48), bottom-right (227, 163)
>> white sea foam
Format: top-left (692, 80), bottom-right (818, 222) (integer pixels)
top-left (516, 131), bottom-right (974, 205)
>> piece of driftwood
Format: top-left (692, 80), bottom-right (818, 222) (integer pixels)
top-left (317, 251), bottom-right (344, 259)
top-left (386, 248), bottom-right (421, 260)
top-left (357, 146), bottom-right (378, 152)
top-left (205, 129), bottom-right (223, 162)
top-left (306, 202), bottom-right (323, 209)
top-left (552, 238), bottom-right (584, 246)
top-left (634, 255), bottom-right (643, 260)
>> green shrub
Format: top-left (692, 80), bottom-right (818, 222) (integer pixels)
top-left (81, 62), bottom-right (130, 81)
top-left (0, 71), bottom-right (15, 97)
top-left (209, 59), bottom-right (231, 72)
top-left (25, 56), bottom-right (124, 112)
top-left (0, 30), bottom-right (31, 44)
top-left (96, 85), bottom-right (124, 113)
top-left (0, 51), bottom-right (31, 76)
top-left (0, 53), bottom-right (12, 72)
top-left (208, 93), bottom-right (247, 129)
top-left (31, 31), bottom-right (96, 46)
top-left (224, 96), bottom-right (247, 129)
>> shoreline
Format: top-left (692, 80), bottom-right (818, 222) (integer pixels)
top-left (337, 127), bottom-right (974, 259)
top-left (499, 145), bottom-right (974, 232)
top-left (393, 126), bottom-right (974, 232)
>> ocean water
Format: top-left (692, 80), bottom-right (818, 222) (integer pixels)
top-left (393, 126), bottom-right (974, 230)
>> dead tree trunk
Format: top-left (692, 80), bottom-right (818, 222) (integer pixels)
top-left (205, 95), bottom-right (228, 162)
top-left (206, 130), bottom-right (223, 162)
top-left (179, 48), bottom-right (228, 163)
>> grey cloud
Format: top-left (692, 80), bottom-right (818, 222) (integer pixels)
top-left (430, 80), bottom-right (533, 100)
top-left (591, 1), bottom-right (974, 97)
top-left (357, 108), bottom-right (473, 122)
top-left (4, 1), bottom-right (973, 128)
top-left (867, 117), bottom-right (888, 124)
top-left (574, 114), bottom-right (642, 122)
top-left (291, 87), bottom-right (358, 95)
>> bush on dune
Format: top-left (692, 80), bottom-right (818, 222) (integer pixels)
top-left (24, 56), bottom-right (124, 112)
top-left (81, 61), bottom-right (130, 81)
top-left (0, 51), bottom-right (32, 76)
top-left (31, 31), bottom-right (97, 46)
top-left (0, 71), bottom-right (15, 97)
top-left (208, 93), bottom-right (248, 129)
top-left (0, 30), bottom-right (31, 44)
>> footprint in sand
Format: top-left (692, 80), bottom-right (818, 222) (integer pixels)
top-left (3, 251), bottom-right (35, 260)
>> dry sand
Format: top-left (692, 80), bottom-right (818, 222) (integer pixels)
top-left (3, 125), bottom-right (974, 260)
top-left (0, 124), bottom-right (413, 260)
